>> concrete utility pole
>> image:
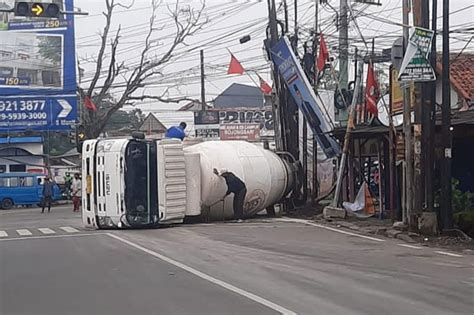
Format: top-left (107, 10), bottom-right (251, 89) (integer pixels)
top-left (402, 0), bottom-right (413, 226)
top-left (426, 0), bottom-right (437, 212)
top-left (440, 0), bottom-right (453, 229)
top-left (200, 49), bottom-right (205, 110)
top-left (412, 0), bottom-right (426, 214)
top-left (338, 0), bottom-right (349, 122)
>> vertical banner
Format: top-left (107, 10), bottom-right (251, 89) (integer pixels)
top-left (270, 37), bottom-right (340, 158)
top-left (0, 0), bottom-right (77, 131)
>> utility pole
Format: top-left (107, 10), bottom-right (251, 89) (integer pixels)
top-left (338, 0), bottom-right (349, 122)
top-left (440, 0), bottom-right (453, 229)
top-left (312, 0), bottom-right (319, 201)
top-left (412, 0), bottom-right (426, 215)
top-left (200, 49), bottom-right (205, 110)
top-left (402, 0), bottom-right (413, 226)
top-left (294, 0), bottom-right (298, 48)
top-left (426, 0), bottom-right (437, 212)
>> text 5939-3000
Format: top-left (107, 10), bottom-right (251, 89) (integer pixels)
top-left (0, 100), bottom-right (46, 112)
top-left (0, 112), bottom-right (47, 121)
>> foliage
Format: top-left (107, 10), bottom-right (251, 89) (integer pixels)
top-left (105, 109), bottom-right (145, 131)
top-left (38, 36), bottom-right (62, 64)
top-left (78, 0), bottom-right (207, 138)
top-left (43, 132), bottom-right (74, 156)
top-left (451, 179), bottom-right (474, 213)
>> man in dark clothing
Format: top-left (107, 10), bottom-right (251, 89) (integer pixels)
top-left (41, 177), bottom-right (54, 213)
top-left (214, 169), bottom-right (247, 220)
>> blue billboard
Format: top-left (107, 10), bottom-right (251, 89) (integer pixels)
top-left (270, 37), bottom-right (340, 158)
top-left (0, 0), bottom-right (77, 131)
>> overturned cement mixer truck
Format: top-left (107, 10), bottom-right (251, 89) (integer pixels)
top-left (81, 137), bottom-right (298, 229)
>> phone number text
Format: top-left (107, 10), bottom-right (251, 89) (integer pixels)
top-left (0, 112), bottom-right (47, 121)
top-left (0, 100), bottom-right (46, 112)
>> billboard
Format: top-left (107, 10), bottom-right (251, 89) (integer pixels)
top-left (270, 37), bottom-right (340, 158)
top-left (0, 0), bottom-right (77, 131)
top-left (220, 123), bottom-right (260, 141)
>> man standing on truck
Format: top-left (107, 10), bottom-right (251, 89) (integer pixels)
top-left (165, 122), bottom-right (187, 140)
top-left (71, 173), bottom-right (82, 212)
top-left (213, 168), bottom-right (247, 222)
top-left (41, 177), bottom-right (54, 213)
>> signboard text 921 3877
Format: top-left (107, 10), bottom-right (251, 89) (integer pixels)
top-left (0, 0), bottom-right (77, 132)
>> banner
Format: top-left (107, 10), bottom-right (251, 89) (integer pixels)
top-left (398, 27), bottom-right (436, 82)
top-left (0, 0), bottom-right (77, 131)
top-left (270, 37), bottom-right (340, 158)
top-left (220, 123), bottom-right (260, 141)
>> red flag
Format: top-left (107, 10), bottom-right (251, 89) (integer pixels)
top-left (84, 96), bottom-right (97, 112)
top-left (258, 74), bottom-right (272, 95)
top-left (227, 53), bottom-right (245, 75)
top-left (365, 62), bottom-right (379, 116)
top-left (317, 33), bottom-right (329, 72)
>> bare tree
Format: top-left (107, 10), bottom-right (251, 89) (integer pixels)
top-left (78, 0), bottom-right (206, 138)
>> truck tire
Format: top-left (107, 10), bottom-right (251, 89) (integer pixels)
top-left (1, 198), bottom-right (13, 210)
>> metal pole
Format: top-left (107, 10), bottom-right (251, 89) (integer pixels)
top-left (402, 0), bottom-right (413, 225)
top-left (332, 60), bottom-right (363, 207)
top-left (440, 0), bottom-right (453, 229)
top-left (200, 49), bottom-right (205, 110)
top-left (283, 0), bottom-right (289, 33)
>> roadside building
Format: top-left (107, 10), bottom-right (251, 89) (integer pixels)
top-left (0, 136), bottom-right (45, 174)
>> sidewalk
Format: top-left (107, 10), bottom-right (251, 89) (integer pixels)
top-left (286, 205), bottom-right (474, 253)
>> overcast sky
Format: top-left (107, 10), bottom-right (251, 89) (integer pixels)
top-left (73, 0), bottom-right (474, 113)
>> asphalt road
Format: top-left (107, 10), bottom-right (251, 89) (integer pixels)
top-left (1, 205), bottom-right (473, 315)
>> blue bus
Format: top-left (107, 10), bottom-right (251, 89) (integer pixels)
top-left (0, 173), bottom-right (62, 210)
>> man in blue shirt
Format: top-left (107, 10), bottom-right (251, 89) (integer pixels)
top-left (165, 122), bottom-right (187, 140)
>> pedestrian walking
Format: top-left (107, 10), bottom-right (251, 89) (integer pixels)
top-left (213, 168), bottom-right (247, 222)
top-left (72, 173), bottom-right (82, 212)
top-left (64, 172), bottom-right (73, 200)
top-left (165, 122), bottom-right (187, 140)
top-left (41, 177), bottom-right (54, 213)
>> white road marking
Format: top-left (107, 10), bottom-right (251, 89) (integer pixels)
top-left (0, 233), bottom-right (106, 242)
top-left (60, 226), bottom-right (79, 233)
top-left (398, 244), bottom-right (423, 250)
top-left (276, 218), bottom-right (385, 242)
top-left (435, 251), bottom-right (464, 258)
top-left (107, 233), bottom-right (297, 315)
top-left (38, 228), bottom-right (56, 235)
top-left (0, 231), bottom-right (8, 237)
top-left (16, 229), bottom-right (32, 236)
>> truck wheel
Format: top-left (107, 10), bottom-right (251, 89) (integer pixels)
top-left (1, 198), bottom-right (13, 210)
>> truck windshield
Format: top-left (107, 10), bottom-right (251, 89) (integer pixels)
top-left (124, 140), bottom-right (158, 226)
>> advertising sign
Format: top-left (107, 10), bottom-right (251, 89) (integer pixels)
top-left (219, 109), bottom-right (273, 137)
top-left (220, 123), bottom-right (260, 141)
top-left (270, 37), bottom-right (340, 158)
top-left (398, 27), bottom-right (436, 82)
top-left (195, 124), bottom-right (220, 139)
top-left (0, 0), bottom-right (77, 131)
